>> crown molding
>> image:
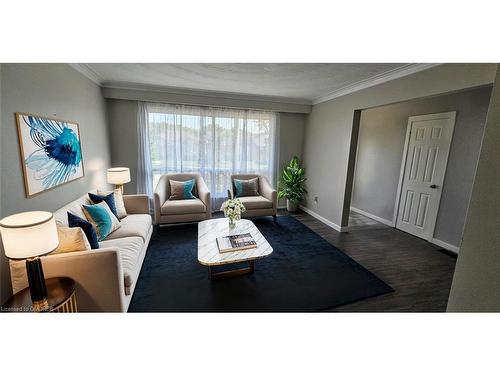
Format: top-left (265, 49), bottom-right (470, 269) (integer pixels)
top-left (68, 63), bottom-right (103, 85)
top-left (102, 85), bottom-right (312, 113)
top-left (69, 63), bottom-right (443, 107)
top-left (101, 81), bottom-right (312, 106)
top-left (311, 63), bottom-right (442, 104)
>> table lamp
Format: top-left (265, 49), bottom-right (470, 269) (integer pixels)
top-left (0, 211), bottom-right (59, 312)
top-left (107, 167), bottom-right (131, 193)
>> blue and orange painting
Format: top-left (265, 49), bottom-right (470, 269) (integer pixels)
top-left (16, 113), bottom-right (84, 197)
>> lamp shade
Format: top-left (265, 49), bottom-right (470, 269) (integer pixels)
top-left (107, 167), bottom-right (131, 185)
top-left (0, 211), bottom-right (59, 260)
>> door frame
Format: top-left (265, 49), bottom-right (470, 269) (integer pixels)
top-left (391, 111), bottom-right (457, 239)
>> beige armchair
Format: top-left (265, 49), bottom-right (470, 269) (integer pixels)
top-left (154, 173), bottom-right (211, 231)
top-left (227, 174), bottom-right (277, 222)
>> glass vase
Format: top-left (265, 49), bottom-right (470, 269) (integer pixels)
top-left (228, 217), bottom-right (236, 230)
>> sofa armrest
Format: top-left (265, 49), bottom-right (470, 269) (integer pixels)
top-left (123, 194), bottom-right (149, 214)
top-left (228, 179), bottom-right (235, 199)
top-left (154, 175), bottom-right (169, 224)
top-left (10, 248), bottom-right (126, 312)
top-left (259, 176), bottom-right (277, 210)
top-left (197, 177), bottom-right (211, 215)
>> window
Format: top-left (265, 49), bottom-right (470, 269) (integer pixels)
top-left (145, 103), bottom-right (277, 209)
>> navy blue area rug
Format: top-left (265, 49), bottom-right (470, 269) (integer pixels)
top-left (129, 216), bottom-right (393, 312)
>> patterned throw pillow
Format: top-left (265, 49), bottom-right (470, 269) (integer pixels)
top-left (169, 179), bottom-right (196, 200)
top-left (82, 201), bottom-right (121, 241)
top-left (97, 189), bottom-right (127, 219)
top-left (234, 177), bottom-right (259, 197)
top-left (67, 212), bottom-right (99, 249)
top-left (88, 192), bottom-right (119, 220)
top-left (53, 226), bottom-right (91, 254)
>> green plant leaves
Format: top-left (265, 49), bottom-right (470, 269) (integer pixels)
top-left (278, 156), bottom-right (307, 204)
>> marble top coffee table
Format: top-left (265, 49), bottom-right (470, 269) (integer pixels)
top-left (198, 218), bottom-right (273, 279)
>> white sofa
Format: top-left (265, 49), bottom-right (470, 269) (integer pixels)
top-left (9, 191), bottom-right (152, 312)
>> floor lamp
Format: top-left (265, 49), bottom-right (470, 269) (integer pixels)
top-left (0, 211), bottom-right (59, 312)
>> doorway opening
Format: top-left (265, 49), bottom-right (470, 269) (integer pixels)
top-left (342, 86), bottom-right (492, 253)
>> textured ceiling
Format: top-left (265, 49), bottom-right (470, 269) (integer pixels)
top-left (87, 63), bottom-right (409, 101)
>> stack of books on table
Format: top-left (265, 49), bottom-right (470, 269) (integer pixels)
top-left (216, 233), bottom-right (257, 253)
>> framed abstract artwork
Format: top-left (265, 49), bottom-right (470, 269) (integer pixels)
top-left (15, 112), bottom-right (85, 197)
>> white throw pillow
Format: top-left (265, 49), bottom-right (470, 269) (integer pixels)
top-left (98, 188), bottom-right (127, 219)
top-left (9, 226), bottom-right (91, 294)
top-left (9, 260), bottom-right (30, 294)
top-left (53, 226), bottom-right (91, 254)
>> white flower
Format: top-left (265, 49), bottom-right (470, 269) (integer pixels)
top-left (222, 198), bottom-right (246, 221)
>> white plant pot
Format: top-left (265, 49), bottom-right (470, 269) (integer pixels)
top-left (286, 199), bottom-right (298, 212)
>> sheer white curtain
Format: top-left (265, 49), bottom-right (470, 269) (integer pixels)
top-left (137, 102), bottom-right (153, 197)
top-left (138, 102), bottom-right (277, 210)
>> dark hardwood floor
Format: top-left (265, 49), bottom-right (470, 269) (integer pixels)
top-left (280, 209), bottom-right (457, 312)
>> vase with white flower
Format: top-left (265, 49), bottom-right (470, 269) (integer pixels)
top-left (221, 198), bottom-right (246, 230)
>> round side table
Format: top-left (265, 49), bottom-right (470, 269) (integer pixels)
top-left (1, 277), bottom-right (77, 313)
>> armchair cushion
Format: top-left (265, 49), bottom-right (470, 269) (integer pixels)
top-left (161, 198), bottom-right (206, 215)
top-left (238, 196), bottom-right (273, 210)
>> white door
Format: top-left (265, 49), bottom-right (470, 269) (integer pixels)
top-left (395, 112), bottom-right (456, 240)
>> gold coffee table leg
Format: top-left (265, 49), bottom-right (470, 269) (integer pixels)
top-left (209, 260), bottom-right (255, 280)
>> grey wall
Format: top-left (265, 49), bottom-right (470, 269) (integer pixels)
top-left (302, 64), bottom-right (497, 229)
top-left (447, 66), bottom-right (500, 311)
top-left (0, 64), bottom-right (2, 218)
top-left (107, 99), bottom-right (139, 195)
top-left (351, 86), bottom-right (492, 247)
top-left (277, 112), bottom-right (306, 206)
top-left (106, 99), bottom-right (306, 200)
top-left (0, 64), bottom-right (111, 303)
top-left (0, 64), bottom-right (3, 302)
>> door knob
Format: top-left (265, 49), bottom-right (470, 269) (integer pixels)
top-left (430, 184), bottom-right (438, 189)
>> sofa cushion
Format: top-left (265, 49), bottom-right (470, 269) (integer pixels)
top-left (238, 196), bottom-right (272, 210)
top-left (54, 193), bottom-right (93, 226)
top-left (99, 236), bottom-right (144, 295)
top-left (105, 214), bottom-right (152, 242)
top-left (161, 198), bottom-right (206, 215)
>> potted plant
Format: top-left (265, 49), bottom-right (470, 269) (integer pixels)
top-left (278, 156), bottom-right (307, 212)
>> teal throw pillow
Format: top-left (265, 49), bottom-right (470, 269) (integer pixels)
top-left (234, 177), bottom-right (259, 197)
top-left (82, 201), bottom-right (121, 241)
top-left (169, 179), bottom-right (196, 200)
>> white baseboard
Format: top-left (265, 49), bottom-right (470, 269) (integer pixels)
top-left (350, 206), bottom-right (394, 226)
top-left (299, 205), bottom-right (348, 232)
top-left (429, 238), bottom-right (459, 254)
